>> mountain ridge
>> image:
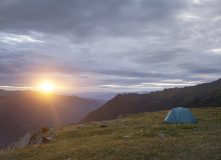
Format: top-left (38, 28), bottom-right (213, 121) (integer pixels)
top-left (79, 78), bottom-right (221, 124)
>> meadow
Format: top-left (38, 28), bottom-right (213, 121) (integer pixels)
top-left (0, 107), bottom-right (220, 160)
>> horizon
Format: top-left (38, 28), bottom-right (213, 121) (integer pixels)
top-left (0, 0), bottom-right (221, 93)
top-left (1, 77), bottom-right (220, 98)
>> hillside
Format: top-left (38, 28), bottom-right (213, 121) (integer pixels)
top-left (0, 89), bottom-right (21, 96)
top-left (0, 90), bottom-right (104, 147)
top-left (79, 78), bottom-right (221, 123)
top-left (0, 107), bottom-right (220, 160)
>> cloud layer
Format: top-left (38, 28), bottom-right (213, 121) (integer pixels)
top-left (0, 0), bottom-right (221, 93)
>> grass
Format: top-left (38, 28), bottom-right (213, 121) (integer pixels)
top-left (0, 107), bottom-right (220, 160)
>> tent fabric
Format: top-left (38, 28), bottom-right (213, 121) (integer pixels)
top-left (164, 107), bottom-right (198, 123)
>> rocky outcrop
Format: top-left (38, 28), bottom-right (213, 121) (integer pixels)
top-left (0, 131), bottom-right (51, 153)
top-left (14, 132), bottom-right (33, 147)
top-left (29, 133), bottom-right (50, 145)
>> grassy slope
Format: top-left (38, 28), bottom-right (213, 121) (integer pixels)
top-left (0, 107), bottom-right (220, 160)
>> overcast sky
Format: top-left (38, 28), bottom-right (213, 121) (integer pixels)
top-left (0, 0), bottom-right (221, 93)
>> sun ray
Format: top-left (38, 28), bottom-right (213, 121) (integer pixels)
top-left (40, 82), bottom-right (53, 92)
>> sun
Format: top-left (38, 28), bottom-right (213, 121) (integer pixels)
top-left (40, 82), bottom-right (53, 92)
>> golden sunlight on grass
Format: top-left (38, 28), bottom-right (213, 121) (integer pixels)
top-left (40, 82), bottom-right (54, 92)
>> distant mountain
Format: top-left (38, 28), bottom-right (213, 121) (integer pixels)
top-left (0, 89), bottom-right (21, 96)
top-left (73, 91), bottom-right (149, 101)
top-left (73, 92), bottom-right (119, 101)
top-left (0, 90), bottom-right (105, 147)
top-left (79, 78), bottom-right (221, 124)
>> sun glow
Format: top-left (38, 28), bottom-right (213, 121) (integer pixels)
top-left (40, 82), bottom-right (53, 92)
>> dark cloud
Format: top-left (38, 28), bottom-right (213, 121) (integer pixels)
top-left (179, 63), bottom-right (221, 74)
top-left (0, 0), bottom-right (186, 41)
top-left (91, 68), bottom-right (170, 79)
top-left (133, 48), bottom-right (189, 64)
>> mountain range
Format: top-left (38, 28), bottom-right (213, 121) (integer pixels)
top-left (1, 78), bottom-right (221, 147)
top-left (0, 90), bottom-right (105, 147)
top-left (73, 91), bottom-right (149, 100)
top-left (79, 78), bottom-right (221, 123)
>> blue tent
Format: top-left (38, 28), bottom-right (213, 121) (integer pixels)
top-left (164, 107), bottom-right (198, 123)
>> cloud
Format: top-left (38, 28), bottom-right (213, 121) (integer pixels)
top-left (0, 0), bottom-right (186, 40)
top-left (180, 63), bottom-right (221, 74)
top-left (0, 0), bottom-right (220, 93)
top-left (209, 48), bottom-right (221, 54)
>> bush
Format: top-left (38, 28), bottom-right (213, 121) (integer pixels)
top-left (41, 127), bottom-right (50, 133)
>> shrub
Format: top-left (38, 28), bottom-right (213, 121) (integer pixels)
top-left (69, 123), bottom-right (75, 126)
top-left (41, 127), bottom-right (50, 133)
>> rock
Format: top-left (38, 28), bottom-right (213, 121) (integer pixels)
top-left (1, 131), bottom-right (51, 153)
top-left (158, 133), bottom-right (165, 138)
top-left (7, 143), bottom-right (15, 150)
top-left (0, 148), bottom-right (4, 153)
top-left (14, 132), bottom-right (34, 147)
top-left (41, 137), bottom-right (50, 143)
top-left (67, 158), bottom-right (72, 160)
top-left (29, 133), bottom-right (50, 145)
top-left (122, 126), bottom-right (128, 128)
top-left (46, 136), bottom-right (54, 140)
top-left (122, 135), bottom-right (130, 138)
top-left (3, 132), bottom-right (34, 151)
top-left (118, 119), bottom-right (125, 122)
